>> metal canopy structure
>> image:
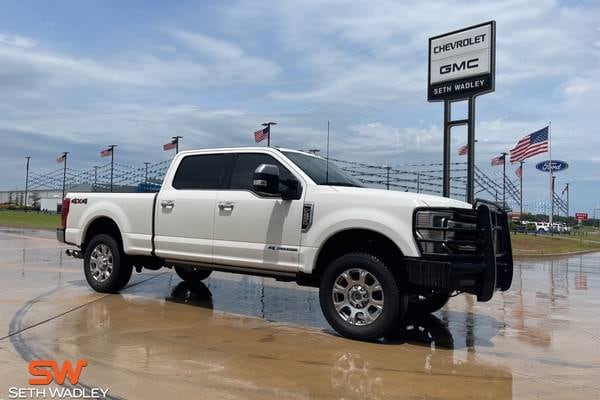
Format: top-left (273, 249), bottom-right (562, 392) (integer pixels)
top-left (21, 156), bottom-right (567, 215)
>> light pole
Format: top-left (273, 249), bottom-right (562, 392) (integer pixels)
top-left (144, 162), bottom-right (150, 184)
top-left (384, 165), bottom-right (391, 190)
top-left (24, 156), bottom-right (31, 210)
top-left (93, 166), bottom-right (98, 192)
top-left (262, 122), bottom-right (277, 147)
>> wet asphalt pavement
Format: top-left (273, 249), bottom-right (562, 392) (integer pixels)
top-left (0, 228), bottom-right (599, 399)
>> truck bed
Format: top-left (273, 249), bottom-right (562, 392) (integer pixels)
top-left (64, 192), bottom-right (157, 256)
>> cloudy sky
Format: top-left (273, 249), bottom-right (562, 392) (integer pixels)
top-left (1, 0), bottom-right (599, 214)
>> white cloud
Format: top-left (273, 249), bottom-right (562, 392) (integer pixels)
top-left (0, 33), bottom-right (37, 48)
top-left (168, 29), bottom-right (281, 84)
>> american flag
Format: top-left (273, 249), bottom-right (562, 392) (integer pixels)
top-left (457, 144), bottom-right (468, 156)
top-left (491, 154), bottom-right (505, 166)
top-left (562, 185), bottom-right (568, 195)
top-left (100, 147), bottom-right (113, 157)
top-left (510, 126), bottom-right (549, 163)
top-left (56, 153), bottom-right (66, 163)
top-left (163, 140), bottom-right (176, 151)
top-left (515, 165), bottom-right (522, 178)
top-left (254, 126), bottom-right (269, 143)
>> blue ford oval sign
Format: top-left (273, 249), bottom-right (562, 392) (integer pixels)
top-left (535, 160), bottom-right (569, 172)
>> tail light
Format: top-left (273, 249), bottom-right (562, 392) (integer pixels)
top-left (61, 198), bottom-right (70, 228)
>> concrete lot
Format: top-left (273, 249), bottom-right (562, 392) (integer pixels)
top-left (0, 228), bottom-right (599, 399)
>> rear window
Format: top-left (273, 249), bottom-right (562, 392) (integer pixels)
top-left (172, 154), bottom-right (229, 190)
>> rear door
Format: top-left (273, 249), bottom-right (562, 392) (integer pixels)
top-left (154, 153), bottom-right (230, 263)
top-left (212, 152), bottom-right (305, 272)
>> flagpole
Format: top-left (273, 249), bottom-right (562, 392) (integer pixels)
top-left (109, 145), bottom-right (116, 193)
top-left (261, 122), bottom-right (276, 147)
top-left (172, 136), bottom-right (183, 154)
top-left (548, 121), bottom-right (553, 234)
top-left (565, 183), bottom-right (569, 219)
top-left (61, 152), bottom-right (69, 200)
top-left (520, 161), bottom-right (524, 220)
top-left (24, 156), bottom-right (31, 210)
top-left (326, 121), bottom-right (330, 185)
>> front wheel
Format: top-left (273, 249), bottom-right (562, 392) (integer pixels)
top-left (175, 266), bottom-right (212, 282)
top-left (83, 234), bottom-right (132, 293)
top-left (319, 253), bottom-right (407, 341)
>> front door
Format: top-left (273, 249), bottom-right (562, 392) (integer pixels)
top-left (212, 153), bottom-right (304, 272)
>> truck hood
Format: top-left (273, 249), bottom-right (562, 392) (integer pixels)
top-left (329, 186), bottom-right (472, 209)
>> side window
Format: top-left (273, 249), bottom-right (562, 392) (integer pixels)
top-left (172, 154), bottom-right (229, 190)
top-left (229, 153), bottom-right (295, 193)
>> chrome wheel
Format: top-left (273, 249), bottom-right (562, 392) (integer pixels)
top-left (89, 244), bottom-right (113, 283)
top-left (332, 268), bottom-right (384, 326)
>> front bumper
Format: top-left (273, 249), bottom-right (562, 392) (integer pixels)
top-left (404, 200), bottom-right (513, 301)
top-left (56, 228), bottom-right (66, 243)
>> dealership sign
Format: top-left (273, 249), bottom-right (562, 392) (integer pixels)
top-left (535, 160), bottom-right (569, 173)
top-left (428, 21), bottom-right (495, 101)
top-left (575, 212), bottom-right (588, 221)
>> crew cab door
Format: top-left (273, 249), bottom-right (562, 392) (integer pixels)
top-left (213, 152), bottom-right (304, 272)
top-left (154, 153), bottom-right (229, 263)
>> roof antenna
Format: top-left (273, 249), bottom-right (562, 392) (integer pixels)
top-left (326, 121), bottom-right (330, 185)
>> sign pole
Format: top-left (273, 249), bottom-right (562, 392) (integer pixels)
top-left (428, 21), bottom-right (495, 203)
top-left (466, 97), bottom-right (476, 204)
top-left (501, 152), bottom-right (507, 210)
top-left (443, 101), bottom-right (451, 198)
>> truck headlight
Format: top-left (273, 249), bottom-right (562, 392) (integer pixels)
top-left (414, 209), bottom-right (478, 255)
top-left (415, 211), bottom-right (453, 254)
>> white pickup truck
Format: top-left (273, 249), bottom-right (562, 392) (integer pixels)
top-left (58, 147), bottom-right (513, 340)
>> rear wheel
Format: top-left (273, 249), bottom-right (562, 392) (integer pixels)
top-left (319, 253), bottom-right (407, 341)
top-left (83, 234), bottom-right (132, 293)
top-left (175, 266), bottom-right (212, 282)
top-left (408, 290), bottom-right (451, 315)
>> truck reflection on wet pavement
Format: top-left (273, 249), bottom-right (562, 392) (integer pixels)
top-left (0, 228), bottom-right (599, 399)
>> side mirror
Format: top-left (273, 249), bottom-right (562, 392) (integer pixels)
top-left (253, 164), bottom-right (280, 195)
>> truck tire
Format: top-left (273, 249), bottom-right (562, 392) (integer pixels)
top-left (83, 234), bottom-right (132, 293)
top-left (408, 291), bottom-right (451, 315)
top-left (175, 266), bottom-right (212, 282)
top-left (319, 252), bottom-right (407, 341)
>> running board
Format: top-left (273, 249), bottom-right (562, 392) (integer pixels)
top-left (164, 259), bottom-right (297, 282)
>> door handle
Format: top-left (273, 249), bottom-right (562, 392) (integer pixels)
top-left (161, 200), bottom-right (175, 209)
top-left (218, 202), bottom-right (235, 211)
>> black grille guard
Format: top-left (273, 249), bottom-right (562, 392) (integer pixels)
top-left (411, 198), bottom-right (513, 301)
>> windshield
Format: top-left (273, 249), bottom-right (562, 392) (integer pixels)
top-left (282, 151), bottom-right (363, 187)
